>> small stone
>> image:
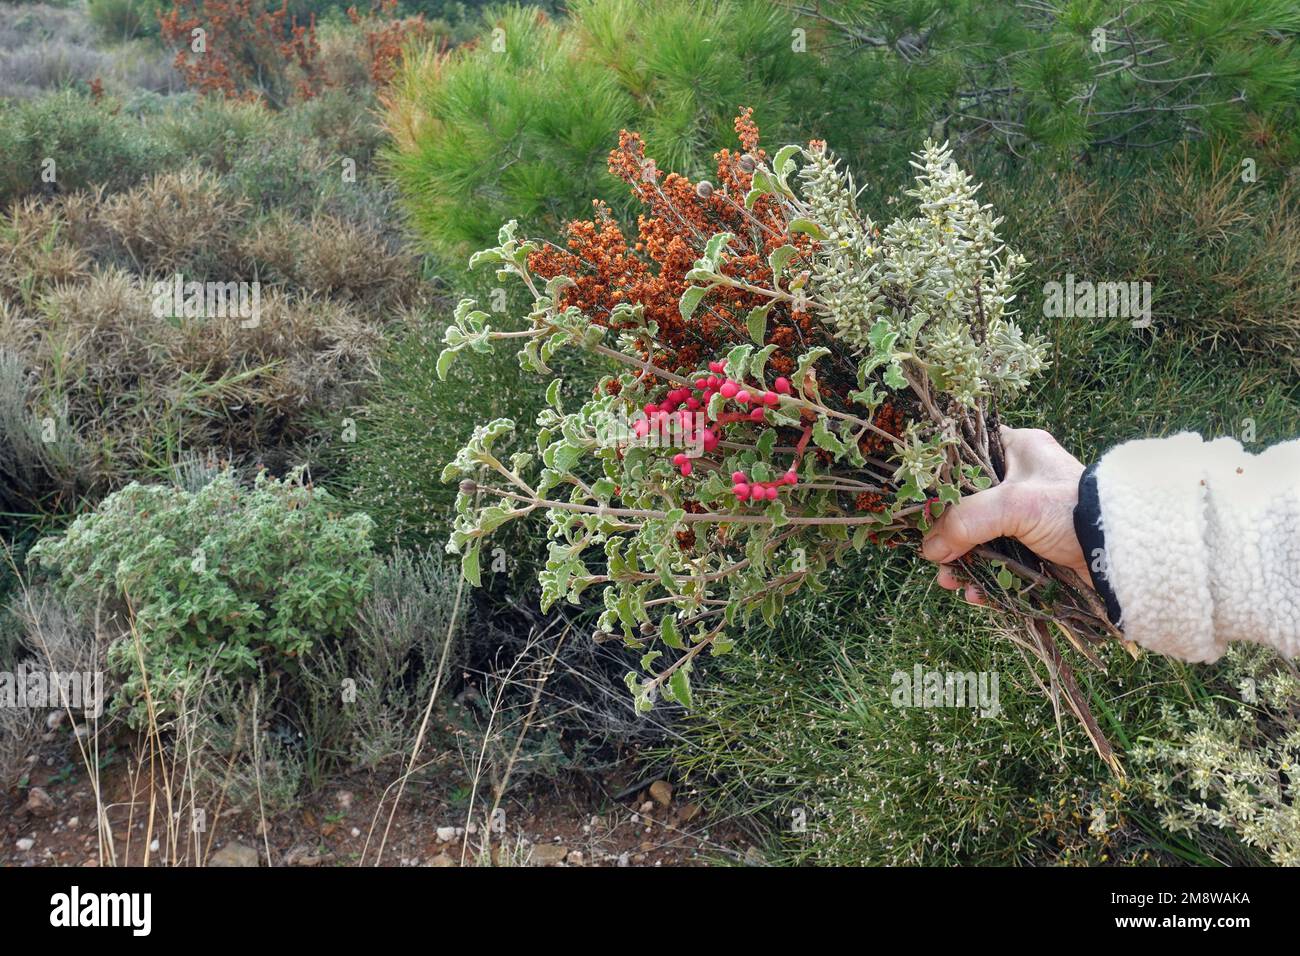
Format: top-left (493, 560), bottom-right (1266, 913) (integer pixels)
top-left (436, 826), bottom-right (457, 843)
top-left (149, 839), bottom-right (160, 853)
top-left (428, 853), bottom-right (456, 867)
top-left (649, 780), bottom-right (672, 807)
top-left (46, 710), bottom-right (65, 731)
top-left (639, 800), bottom-right (654, 815)
top-left (209, 842), bottom-right (259, 867)
top-left (16, 837), bottom-right (35, 852)
top-left (285, 845), bottom-right (332, 867)
top-left (67, 816), bottom-right (79, 829)
top-left (350, 827), bottom-right (361, 838)
top-left (567, 851), bottom-right (584, 867)
top-left (677, 802), bottom-right (702, 824)
top-left (529, 844), bottom-right (568, 866)
top-left (24, 787), bottom-right (55, 816)
top-left (616, 852), bottom-right (631, 868)
top-left (335, 791), bottom-right (354, 810)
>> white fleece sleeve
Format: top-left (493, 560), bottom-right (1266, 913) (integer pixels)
top-left (1093, 432), bottom-right (1300, 663)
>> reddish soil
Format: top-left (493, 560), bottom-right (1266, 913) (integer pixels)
top-left (2, 731), bottom-right (755, 868)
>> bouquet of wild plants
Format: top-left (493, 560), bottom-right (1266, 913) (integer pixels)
top-left (439, 111), bottom-right (1124, 770)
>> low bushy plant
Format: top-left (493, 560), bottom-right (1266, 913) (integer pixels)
top-left (1135, 646), bottom-right (1300, 866)
top-left (26, 469), bottom-right (375, 723)
top-left (0, 91), bottom-right (171, 205)
top-left (295, 548), bottom-right (463, 778)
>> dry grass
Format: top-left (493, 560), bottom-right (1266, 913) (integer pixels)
top-left (0, 147), bottom-right (421, 501)
top-left (240, 210), bottom-right (423, 309)
top-left (97, 167), bottom-right (249, 274)
top-left (4, 270), bottom-right (382, 489)
top-left (0, 198), bottom-right (91, 304)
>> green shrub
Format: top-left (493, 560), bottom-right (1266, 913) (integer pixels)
top-left (986, 152), bottom-right (1300, 379)
top-left (789, 0), bottom-right (1300, 171)
top-left (87, 0), bottom-right (167, 40)
top-left (384, 0), bottom-right (809, 261)
top-left (288, 87), bottom-right (387, 168)
top-left (27, 470), bottom-right (376, 724)
top-left (0, 91), bottom-right (171, 206)
top-left (154, 96), bottom-right (280, 174)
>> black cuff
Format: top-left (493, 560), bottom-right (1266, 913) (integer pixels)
top-left (1073, 461), bottom-right (1123, 627)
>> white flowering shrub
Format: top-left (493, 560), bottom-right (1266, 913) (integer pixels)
top-left (1137, 646), bottom-right (1300, 865)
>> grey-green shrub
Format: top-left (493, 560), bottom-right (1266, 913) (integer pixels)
top-left (0, 91), bottom-right (172, 205)
top-left (26, 470), bottom-right (376, 725)
top-left (1135, 646), bottom-right (1300, 866)
top-left (295, 548), bottom-right (464, 779)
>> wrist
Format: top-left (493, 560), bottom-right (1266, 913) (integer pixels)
top-left (1073, 461), bottom-right (1122, 625)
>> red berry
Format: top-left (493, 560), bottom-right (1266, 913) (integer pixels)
top-left (709, 361), bottom-right (725, 374)
top-left (749, 407), bottom-right (765, 421)
top-left (763, 391), bottom-right (779, 407)
top-left (702, 429), bottom-right (719, 451)
top-left (735, 389), bottom-right (752, 405)
top-left (784, 469), bottom-right (798, 485)
top-left (680, 462), bottom-right (693, 477)
top-left (773, 377), bottom-right (792, 394)
top-left (733, 483), bottom-right (749, 499)
top-left (719, 381), bottom-right (739, 399)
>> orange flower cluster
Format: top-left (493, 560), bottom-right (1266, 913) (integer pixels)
top-left (160, 0), bottom-right (321, 103)
top-left (526, 111), bottom-right (911, 520)
top-left (528, 110), bottom-right (818, 378)
top-left (347, 0), bottom-right (431, 87)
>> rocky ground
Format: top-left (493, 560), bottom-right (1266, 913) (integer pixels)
top-left (2, 718), bottom-right (757, 868)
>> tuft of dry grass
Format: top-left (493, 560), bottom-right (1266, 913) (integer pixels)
top-left (240, 210), bottom-right (423, 309)
top-left (96, 167), bottom-right (249, 274)
top-left (0, 199), bottom-right (91, 304)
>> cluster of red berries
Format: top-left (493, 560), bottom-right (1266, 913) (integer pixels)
top-left (632, 360), bottom-right (803, 498)
top-left (731, 468), bottom-right (798, 503)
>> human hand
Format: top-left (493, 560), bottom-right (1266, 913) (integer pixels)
top-left (921, 427), bottom-right (1089, 604)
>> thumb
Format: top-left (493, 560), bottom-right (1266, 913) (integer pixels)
top-left (921, 485), bottom-right (1013, 564)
